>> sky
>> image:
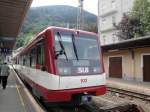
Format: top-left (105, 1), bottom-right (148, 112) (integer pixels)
top-left (31, 0), bottom-right (98, 15)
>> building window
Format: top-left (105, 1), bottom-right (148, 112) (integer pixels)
top-left (112, 15), bottom-right (116, 24)
top-left (111, 0), bottom-right (116, 9)
top-left (101, 3), bottom-right (106, 12)
top-left (103, 35), bottom-right (106, 44)
top-left (112, 34), bottom-right (116, 42)
top-left (102, 18), bottom-right (106, 25)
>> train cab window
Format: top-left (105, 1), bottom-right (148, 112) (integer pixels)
top-left (37, 41), bottom-right (45, 67)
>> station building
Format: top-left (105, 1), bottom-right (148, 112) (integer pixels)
top-left (102, 36), bottom-right (150, 82)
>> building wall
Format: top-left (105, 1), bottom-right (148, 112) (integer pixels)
top-left (98, 0), bottom-right (135, 45)
top-left (103, 47), bottom-right (150, 82)
top-left (100, 30), bottom-right (119, 45)
top-left (103, 50), bottom-right (133, 80)
top-left (134, 47), bottom-right (150, 81)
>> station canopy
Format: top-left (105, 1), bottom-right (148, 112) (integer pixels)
top-left (0, 0), bottom-right (33, 53)
top-left (102, 36), bottom-right (150, 52)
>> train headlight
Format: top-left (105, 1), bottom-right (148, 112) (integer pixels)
top-left (93, 67), bottom-right (100, 73)
top-left (58, 67), bottom-right (71, 74)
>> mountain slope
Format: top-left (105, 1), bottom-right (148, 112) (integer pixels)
top-left (16, 5), bottom-right (97, 48)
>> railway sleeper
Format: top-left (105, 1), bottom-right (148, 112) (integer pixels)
top-left (98, 104), bottom-right (142, 112)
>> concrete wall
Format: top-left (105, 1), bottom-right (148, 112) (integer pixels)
top-left (103, 47), bottom-right (150, 82)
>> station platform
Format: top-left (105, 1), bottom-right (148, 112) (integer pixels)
top-left (0, 65), bottom-right (44, 112)
top-left (107, 78), bottom-right (150, 96)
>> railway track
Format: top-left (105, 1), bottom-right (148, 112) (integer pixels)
top-left (84, 102), bottom-right (141, 112)
top-left (43, 102), bottom-right (140, 112)
top-left (107, 87), bottom-right (150, 102)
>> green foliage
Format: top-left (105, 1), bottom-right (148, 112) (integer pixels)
top-left (24, 33), bottom-right (34, 45)
top-left (16, 5), bottom-right (97, 48)
top-left (131, 0), bottom-right (150, 35)
top-left (16, 33), bottom-right (34, 48)
top-left (114, 14), bottom-right (143, 39)
top-left (16, 36), bottom-right (24, 48)
top-left (115, 0), bottom-right (150, 40)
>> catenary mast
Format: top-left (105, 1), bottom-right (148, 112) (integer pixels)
top-left (77, 0), bottom-right (84, 30)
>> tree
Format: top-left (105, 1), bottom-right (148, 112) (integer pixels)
top-left (114, 13), bottom-right (143, 40)
top-left (15, 33), bottom-right (34, 48)
top-left (114, 0), bottom-right (150, 40)
top-left (23, 33), bottom-right (34, 45)
top-left (15, 36), bottom-right (24, 48)
top-left (131, 0), bottom-right (150, 35)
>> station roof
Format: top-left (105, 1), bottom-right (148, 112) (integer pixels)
top-left (102, 35), bottom-right (150, 52)
top-left (0, 0), bottom-right (33, 50)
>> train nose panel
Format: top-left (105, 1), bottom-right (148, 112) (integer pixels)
top-left (59, 73), bottom-right (106, 90)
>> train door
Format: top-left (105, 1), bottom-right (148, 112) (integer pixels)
top-left (36, 40), bottom-right (46, 71)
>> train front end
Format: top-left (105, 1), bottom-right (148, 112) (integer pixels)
top-left (48, 28), bottom-right (106, 104)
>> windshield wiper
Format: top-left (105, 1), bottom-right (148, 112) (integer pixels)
top-left (71, 34), bottom-right (79, 61)
top-left (55, 32), bottom-right (68, 61)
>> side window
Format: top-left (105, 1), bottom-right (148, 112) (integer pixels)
top-left (20, 56), bottom-right (23, 65)
top-left (26, 53), bottom-right (30, 67)
top-left (30, 48), bottom-right (36, 68)
top-left (15, 59), bottom-right (17, 64)
top-left (23, 55), bottom-right (26, 66)
top-left (18, 57), bottom-right (19, 64)
top-left (37, 41), bottom-right (45, 66)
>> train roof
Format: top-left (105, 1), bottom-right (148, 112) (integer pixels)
top-left (25, 26), bottom-right (98, 49)
top-left (15, 26), bottom-right (98, 56)
top-left (46, 26), bottom-right (97, 36)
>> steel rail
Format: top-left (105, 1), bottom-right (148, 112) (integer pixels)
top-left (108, 87), bottom-right (150, 102)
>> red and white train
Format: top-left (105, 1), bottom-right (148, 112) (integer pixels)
top-left (13, 27), bottom-right (106, 104)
